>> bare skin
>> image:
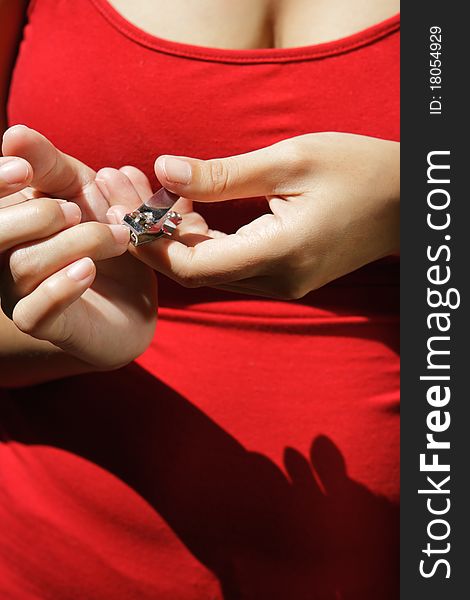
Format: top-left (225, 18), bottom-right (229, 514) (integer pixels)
top-left (109, 0), bottom-right (399, 49)
top-left (0, 127), bottom-right (158, 387)
top-left (0, 0), bottom-right (400, 386)
top-left (106, 133), bottom-right (399, 298)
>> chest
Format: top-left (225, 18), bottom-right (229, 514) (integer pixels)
top-left (107, 0), bottom-right (400, 49)
top-left (10, 0), bottom-right (399, 233)
top-left (11, 0), bottom-right (399, 192)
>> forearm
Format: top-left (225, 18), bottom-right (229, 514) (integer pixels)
top-left (0, 309), bottom-right (96, 388)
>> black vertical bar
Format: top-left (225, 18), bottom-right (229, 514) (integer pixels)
top-left (401, 4), bottom-right (469, 599)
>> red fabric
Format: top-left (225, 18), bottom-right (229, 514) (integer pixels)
top-left (1, 1), bottom-right (400, 598)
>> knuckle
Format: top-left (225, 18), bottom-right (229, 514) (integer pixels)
top-left (176, 272), bottom-right (203, 288)
top-left (7, 245), bottom-right (38, 286)
top-left (31, 199), bottom-right (64, 231)
top-left (269, 141), bottom-right (313, 196)
top-left (284, 286), bottom-right (308, 301)
top-left (51, 320), bottom-right (76, 350)
top-left (285, 142), bottom-right (311, 172)
top-left (79, 222), bottom-right (111, 251)
top-left (12, 301), bottom-right (37, 335)
top-left (207, 158), bottom-right (238, 196)
top-left (280, 138), bottom-right (313, 174)
top-left (174, 265), bottom-right (206, 289)
top-left (273, 252), bottom-right (314, 301)
top-left (18, 277), bottom-right (64, 336)
top-left (273, 279), bottom-right (307, 301)
top-left (171, 249), bottom-right (208, 288)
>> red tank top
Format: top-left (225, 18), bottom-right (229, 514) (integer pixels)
top-left (1, 2), bottom-right (400, 598)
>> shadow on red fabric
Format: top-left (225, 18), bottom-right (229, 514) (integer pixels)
top-left (0, 364), bottom-right (398, 600)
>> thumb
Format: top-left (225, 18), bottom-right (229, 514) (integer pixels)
top-left (154, 138), bottom-right (305, 202)
top-left (2, 125), bottom-right (108, 221)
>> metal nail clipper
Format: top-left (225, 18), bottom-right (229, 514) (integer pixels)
top-left (123, 187), bottom-right (182, 246)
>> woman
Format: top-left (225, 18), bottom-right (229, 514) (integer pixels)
top-left (0, 0), bottom-right (400, 598)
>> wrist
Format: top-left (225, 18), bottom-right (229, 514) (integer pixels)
top-left (0, 311), bottom-right (99, 388)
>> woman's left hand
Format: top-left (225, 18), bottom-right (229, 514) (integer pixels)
top-left (105, 133), bottom-right (399, 299)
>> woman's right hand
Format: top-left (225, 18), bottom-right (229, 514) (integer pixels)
top-left (0, 130), bottom-right (158, 372)
top-left (0, 155), bottom-right (33, 202)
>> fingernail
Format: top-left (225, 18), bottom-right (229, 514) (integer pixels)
top-left (2, 124), bottom-right (29, 142)
top-left (66, 257), bottom-right (95, 282)
top-left (7, 124), bottom-right (29, 133)
top-left (109, 224), bottom-right (130, 245)
top-left (0, 159), bottom-right (30, 184)
top-left (60, 202), bottom-right (82, 225)
top-left (160, 157), bottom-right (192, 185)
top-left (95, 177), bottom-right (110, 200)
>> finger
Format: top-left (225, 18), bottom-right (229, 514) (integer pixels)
top-left (172, 196), bottom-right (193, 215)
top-left (106, 205), bottom-right (213, 245)
top-left (0, 157), bottom-right (33, 198)
top-left (154, 137), bottom-right (309, 202)
top-left (134, 233), bottom-right (268, 287)
top-left (106, 202), bottom-right (206, 235)
top-left (96, 167), bottom-right (142, 211)
top-left (7, 222), bottom-right (130, 296)
top-left (211, 272), bottom-right (304, 300)
top-left (310, 436), bottom-right (348, 495)
top-left (0, 198), bottom-right (81, 253)
top-left (284, 447), bottom-right (324, 501)
top-left (2, 125), bottom-right (108, 221)
top-left (106, 204), bottom-right (269, 286)
top-left (106, 168), bottom-right (194, 216)
top-left (171, 210), bottom-right (213, 238)
top-left (119, 166), bottom-right (153, 201)
top-left (12, 257), bottom-right (96, 346)
top-left (106, 204), bottom-right (226, 239)
top-left (0, 189), bottom-right (31, 209)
